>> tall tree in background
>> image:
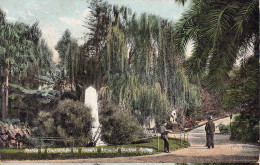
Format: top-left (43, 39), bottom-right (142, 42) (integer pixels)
top-left (0, 8), bottom-right (55, 119)
top-left (55, 29), bottom-right (79, 90)
top-left (99, 8), bottom-right (202, 122)
top-left (84, 0), bottom-right (111, 89)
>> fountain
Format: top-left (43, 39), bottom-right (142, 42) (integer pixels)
top-left (84, 86), bottom-right (105, 146)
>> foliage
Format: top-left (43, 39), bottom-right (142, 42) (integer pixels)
top-left (83, 0), bottom-right (111, 89)
top-left (221, 56), bottom-right (258, 142)
top-left (218, 123), bottom-right (230, 134)
top-left (230, 113), bottom-right (258, 143)
top-left (0, 8), bottom-right (56, 121)
top-left (97, 11), bottom-right (202, 123)
top-left (86, 0), bottom-right (110, 57)
top-left (101, 74), bottom-right (172, 123)
top-left (105, 25), bottom-right (128, 79)
top-left (8, 83), bottom-right (60, 124)
top-left (100, 101), bottom-right (143, 145)
top-left (222, 56), bottom-right (258, 111)
top-left (55, 29), bottom-right (79, 86)
top-left (0, 12), bottom-right (55, 88)
top-left (175, 0), bottom-right (259, 90)
top-left (34, 99), bottom-right (92, 147)
top-left (174, 0), bottom-right (259, 144)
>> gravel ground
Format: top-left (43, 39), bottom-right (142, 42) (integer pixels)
top-left (2, 117), bottom-right (259, 163)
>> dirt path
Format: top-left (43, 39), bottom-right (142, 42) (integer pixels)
top-left (3, 117), bottom-right (259, 163)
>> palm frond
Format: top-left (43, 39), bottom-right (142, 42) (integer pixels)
top-left (174, 1), bottom-right (202, 54)
top-left (204, 2), bottom-right (238, 47)
top-left (184, 38), bottom-right (211, 81)
top-left (232, 0), bottom-right (258, 41)
top-left (205, 37), bottom-right (239, 90)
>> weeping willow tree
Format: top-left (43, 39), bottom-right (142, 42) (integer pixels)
top-left (79, 1), bottom-right (203, 124)
top-left (97, 8), bottom-right (201, 123)
top-left (101, 73), bottom-right (171, 124)
top-left (104, 25), bottom-right (128, 83)
top-left (154, 17), bottom-right (202, 113)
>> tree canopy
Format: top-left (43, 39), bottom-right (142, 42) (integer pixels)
top-left (174, 0), bottom-right (258, 90)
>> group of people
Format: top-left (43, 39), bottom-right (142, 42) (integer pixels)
top-left (160, 116), bottom-right (215, 153)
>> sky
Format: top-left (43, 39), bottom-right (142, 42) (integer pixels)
top-left (0, 0), bottom-right (190, 62)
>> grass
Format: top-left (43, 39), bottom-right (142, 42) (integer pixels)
top-left (114, 137), bottom-right (189, 152)
top-left (0, 137), bottom-right (189, 160)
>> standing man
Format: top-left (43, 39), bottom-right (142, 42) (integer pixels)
top-left (205, 122), bottom-right (209, 147)
top-left (205, 116), bottom-right (215, 148)
top-left (160, 121), bottom-right (171, 153)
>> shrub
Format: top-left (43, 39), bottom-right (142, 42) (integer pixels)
top-left (34, 99), bottom-right (92, 147)
top-left (230, 112), bottom-right (259, 143)
top-left (100, 102), bottom-right (143, 145)
top-left (218, 123), bottom-right (230, 134)
top-left (33, 111), bottom-right (55, 137)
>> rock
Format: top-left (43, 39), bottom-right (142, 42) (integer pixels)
top-left (0, 123), bottom-right (31, 148)
top-left (9, 130), bottom-right (16, 139)
top-left (1, 134), bottom-right (8, 141)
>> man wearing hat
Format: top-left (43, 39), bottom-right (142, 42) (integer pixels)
top-left (205, 116), bottom-right (215, 148)
top-left (160, 121), bottom-right (171, 153)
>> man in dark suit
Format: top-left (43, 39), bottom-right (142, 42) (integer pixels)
top-left (160, 121), bottom-right (171, 153)
top-left (205, 116), bottom-right (215, 148)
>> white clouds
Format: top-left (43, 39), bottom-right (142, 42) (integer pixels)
top-left (75, 10), bottom-right (81, 14)
top-left (161, 0), bottom-right (175, 5)
top-left (59, 16), bottom-right (86, 44)
top-left (6, 16), bottom-right (16, 21)
top-left (21, 15), bottom-right (29, 20)
top-left (59, 17), bottom-right (82, 28)
top-left (3, 8), bottom-right (8, 14)
top-left (41, 24), bottom-right (60, 63)
top-left (25, 10), bottom-right (34, 17)
top-left (17, 10), bottom-right (35, 22)
top-left (3, 8), bottom-right (16, 21)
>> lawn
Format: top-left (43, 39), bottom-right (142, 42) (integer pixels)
top-left (0, 137), bottom-right (189, 160)
top-left (116, 136), bottom-right (189, 152)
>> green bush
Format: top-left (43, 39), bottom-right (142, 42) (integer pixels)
top-left (218, 123), bottom-right (230, 134)
top-left (230, 112), bottom-right (259, 143)
top-left (34, 99), bottom-right (92, 147)
top-left (100, 102), bottom-right (143, 145)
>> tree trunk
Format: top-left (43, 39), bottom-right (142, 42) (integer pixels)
top-left (2, 60), bottom-right (10, 119)
top-left (5, 72), bottom-right (8, 115)
top-left (1, 82), bottom-right (6, 119)
top-left (95, 13), bottom-right (101, 90)
top-left (69, 46), bottom-right (73, 91)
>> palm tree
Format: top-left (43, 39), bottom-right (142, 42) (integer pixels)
top-left (174, 0), bottom-right (259, 90)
